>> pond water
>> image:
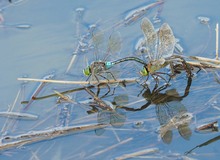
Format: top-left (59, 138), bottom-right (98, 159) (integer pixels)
top-left (0, 0), bottom-right (220, 159)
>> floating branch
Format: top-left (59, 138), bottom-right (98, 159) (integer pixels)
top-left (0, 112), bottom-right (38, 120)
top-left (189, 56), bottom-right (220, 65)
top-left (185, 135), bottom-right (220, 155)
top-left (186, 60), bottom-right (220, 69)
top-left (84, 87), bottom-right (114, 111)
top-left (115, 148), bottom-right (159, 160)
top-left (17, 77), bottom-right (139, 85)
top-left (87, 137), bottom-right (133, 158)
top-left (0, 123), bottom-right (108, 151)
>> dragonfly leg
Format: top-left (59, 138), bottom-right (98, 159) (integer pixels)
top-left (155, 72), bottom-right (172, 84)
top-left (172, 55), bottom-right (193, 77)
top-left (96, 85), bottom-right (101, 97)
top-left (86, 75), bottom-right (91, 82)
top-left (100, 84), bottom-right (111, 98)
top-left (137, 82), bottom-right (149, 97)
top-left (96, 74), bottom-right (111, 98)
top-left (151, 75), bottom-right (159, 91)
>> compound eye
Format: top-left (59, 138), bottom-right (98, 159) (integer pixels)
top-left (83, 67), bottom-right (91, 76)
top-left (140, 67), bottom-right (148, 76)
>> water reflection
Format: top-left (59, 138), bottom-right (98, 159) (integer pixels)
top-left (121, 76), bottom-right (192, 144)
top-left (87, 94), bottom-right (128, 135)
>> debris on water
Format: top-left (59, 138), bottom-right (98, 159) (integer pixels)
top-left (175, 43), bottom-right (184, 53)
top-left (115, 147), bottom-right (159, 160)
top-left (132, 121), bottom-right (145, 129)
top-left (124, 1), bottom-right (163, 26)
top-left (195, 121), bottom-right (218, 133)
top-left (198, 16), bottom-right (210, 24)
top-left (0, 111), bottom-right (38, 120)
top-left (0, 23), bottom-right (32, 29)
top-left (24, 73), bottom-right (55, 110)
top-left (76, 7), bottom-right (85, 13)
top-left (0, 123), bottom-right (108, 150)
top-left (56, 103), bottom-right (72, 127)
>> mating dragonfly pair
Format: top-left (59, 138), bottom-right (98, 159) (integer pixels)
top-left (83, 17), bottom-right (191, 87)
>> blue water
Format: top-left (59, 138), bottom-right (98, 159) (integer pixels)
top-left (0, 0), bottom-right (220, 159)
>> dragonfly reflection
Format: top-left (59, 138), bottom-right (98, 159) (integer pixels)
top-left (121, 76), bottom-right (192, 144)
top-left (87, 94), bottom-right (128, 136)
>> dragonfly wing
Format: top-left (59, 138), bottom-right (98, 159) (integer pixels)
top-left (178, 123), bottom-right (192, 140)
top-left (110, 108), bottom-right (126, 128)
top-left (95, 110), bottom-right (111, 136)
top-left (141, 17), bottom-right (157, 60)
top-left (155, 103), bottom-right (171, 126)
top-left (106, 31), bottom-right (122, 59)
top-left (113, 94), bottom-right (129, 106)
top-left (158, 23), bottom-right (176, 59)
top-left (91, 29), bottom-right (105, 60)
top-left (161, 129), bottom-right (173, 144)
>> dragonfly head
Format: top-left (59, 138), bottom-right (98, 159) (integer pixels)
top-left (83, 66), bottom-right (91, 76)
top-left (140, 66), bottom-right (149, 76)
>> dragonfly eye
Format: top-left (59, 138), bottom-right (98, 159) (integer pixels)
top-left (83, 66), bottom-right (91, 76)
top-left (140, 66), bottom-right (149, 76)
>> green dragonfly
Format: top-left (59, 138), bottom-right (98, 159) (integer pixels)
top-left (83, 28), bottom-right (146, 85)
top-left (83, 28), bottom-right (122, 85)
top-left (139, 17), bottom-right (189, 83)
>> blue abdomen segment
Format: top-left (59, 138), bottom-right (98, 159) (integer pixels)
top-left (105, 61), bottom-right (114, 69)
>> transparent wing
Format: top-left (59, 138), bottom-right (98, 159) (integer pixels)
top-left (155, 103), bottom-right (171, 126)
top-left (113, 94), bottom-right (129, 106)
top-left (178, 123), bottom-right (192, 140)
top-left (141, 17), bottom-right (157, 60)
top-left (95, 110), bottom-right (111, 136)
top-left (110, 95), bottom-right (128, 127)
top-left (110, 108), bottom-right (126, 128)
top-left (107, 31), bottom-right (122, 58)
top-left (158, 23), bottom-right (176, 59)
top-left (91, 29), bottom-right (105, 60)
top-left (161, 129), bottom-right (173, 144)
top-left (99, 31), bottom-right (122, 63)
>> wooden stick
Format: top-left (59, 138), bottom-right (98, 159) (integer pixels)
top-left (185, 60), bottom-right (220, 69)
top-left (216, 23), bottom-right (219, 60)
top-left (115, 148), bottom-right (159, 160)
top-left (87, 137), bottom-right (133, 158)
top-left (84, 87), bottom-right (113, 111)
top-left (189, 56), bottom-right (220, 65)
top-left (17, 77), bottom-right (139, 85)
top-left (0, 123), bottom-right (108, 151)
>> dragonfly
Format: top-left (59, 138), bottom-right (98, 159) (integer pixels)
top-left (139, 17), bottom-right (190, 85)
top-left (83, 28), bottom-right (122, 86)
top-left (83, 28), bottom-right (146, 86)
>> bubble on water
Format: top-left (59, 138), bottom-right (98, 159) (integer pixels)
top-left (132, 121), bottom-right (145, 129)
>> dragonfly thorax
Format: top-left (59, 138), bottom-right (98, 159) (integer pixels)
top-left (147, 58), bottom-right (166, 74)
